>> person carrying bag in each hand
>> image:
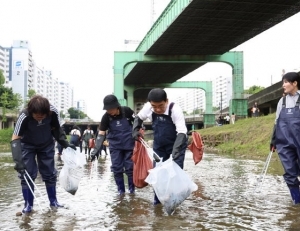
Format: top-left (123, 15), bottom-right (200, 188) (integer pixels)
top-left (132, 88), bottom-right (188, 205)
top-left (11, 95), bottom-right (76, 214)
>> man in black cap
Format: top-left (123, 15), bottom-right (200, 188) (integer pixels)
top-left (90, 94), bottom-right (136, 195)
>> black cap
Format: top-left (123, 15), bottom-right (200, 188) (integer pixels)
top-left (103, 94), bottom-right (120, 110)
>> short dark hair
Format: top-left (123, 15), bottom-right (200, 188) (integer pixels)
top-left (27, 95), bottom-right (50, 116)
top-left (282, 72), bottom-right (300, 85)
top-left (147, 88), bottom-right (167, 102)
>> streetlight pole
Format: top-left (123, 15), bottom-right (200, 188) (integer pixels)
top-left (220, 92), bottom-right (222, 117)
top-left (217, 92), bottom-right (223, 124)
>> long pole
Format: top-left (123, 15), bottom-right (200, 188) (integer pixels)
top-left (220, 92), bottom-right (223, 117)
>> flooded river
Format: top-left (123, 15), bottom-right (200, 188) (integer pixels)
top-left (0, 150), bottom-right (300, 231)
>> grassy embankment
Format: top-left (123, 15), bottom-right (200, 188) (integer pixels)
top-left (0, 114), bottom-right (279, 161)
top-left (0, 128), bottom-right (13, 151)
top-left (197, 113), bottom-right (279, 160)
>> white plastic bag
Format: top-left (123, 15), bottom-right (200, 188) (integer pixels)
top-left (145, 158), bottom-right (198, 215)
top-left (59, 147), bottom-right (86, 195)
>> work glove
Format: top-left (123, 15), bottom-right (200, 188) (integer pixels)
top-left (172, 133), bottom-right (187, 160)
top-left (270, 125), bottom-right (276, 152)
top-left (90, 134), bottom-right (105, 162)
top-left (11, 139), bottom-right (26, 175)
top-left (132, 116), bottom-right (144, 141)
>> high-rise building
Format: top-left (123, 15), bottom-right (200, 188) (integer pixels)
top-left (11, 40), bottom-right (34, 103)
top-left (0, 45), bottom-right (11, 87)
top-left (58, 82), bottom-right (73, 114)
top-left (175, 89), bottom-right (205, 114)
top-left (174, 76), bottom-right (232, 114)
top-left (74, 99), bottom-right (87, 114)
top-left (33, 65), bottom-right (59, 107)
top-left (213, 76), bottom-right (232, 109)
top-left (5, 40), bottom-right (73, 112)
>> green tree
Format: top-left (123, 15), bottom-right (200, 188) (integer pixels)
top-left (213, 106), bottom-right (220, 112)
top-left (244, 85), bottom-right (265, 94)
top-left (0, 91), bottom-right (9, 122)
top-left (68, 107), bottom-right (87, 119)
top-left (25, 89), bottom-right (37, 105)
top-left (0, 70), bottom-right (5, 85)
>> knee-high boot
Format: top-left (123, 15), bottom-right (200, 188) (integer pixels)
top-left (22, 188), bottom-right (34, 213)
top-left (289, 187), bottom-right (300, 204)
top-left (115, 178), bottom-right (125, 195)
top-left (153, 192), bottom-right (161, 205)
top-left (46, 186), bottom-right (64, 208)
top-left (128, 177), bottom-right (135, 194)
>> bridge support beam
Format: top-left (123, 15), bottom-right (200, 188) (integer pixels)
top-left (114, 51), bottom-right (246, 124)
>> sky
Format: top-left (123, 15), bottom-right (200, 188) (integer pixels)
top-left (0, 0), bottom-right (300, 120)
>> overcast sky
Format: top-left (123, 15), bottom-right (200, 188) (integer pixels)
top-left (1, 0), bottom-right (300, 120)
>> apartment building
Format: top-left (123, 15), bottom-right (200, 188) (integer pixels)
top-left (0, 45), bottom-right (11, 87)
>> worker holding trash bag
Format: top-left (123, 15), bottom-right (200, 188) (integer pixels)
top-left (270, 72), bottom-right (300, 205)
top-left (11, 95), bottom-right (76, 214)
top-left (132, 88), bottom-right (188, 205)
top-left (90, 94), bottom-right (135, 195)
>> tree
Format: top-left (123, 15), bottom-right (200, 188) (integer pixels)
top-left (25, 89), bottom-right (37, 105)
top-left (0, 91), bottom-right (9, 122)
top-left (244, 85), bottom-right (265, 94)
top-left (0, 70), bottom-right (5, 85)
top-left (213, 106), bottom-right (220, 112)
top-left (68, 107), bottom-right (87, 119)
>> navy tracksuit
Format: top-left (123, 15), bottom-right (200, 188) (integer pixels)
top-left (20, 116), bottom-right (57, 189)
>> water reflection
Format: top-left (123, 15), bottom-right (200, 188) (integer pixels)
top-left (0, 151), bottom-right (300, 230)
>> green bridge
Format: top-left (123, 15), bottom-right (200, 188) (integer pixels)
top-left (112, 0), bottom-right (300, 127)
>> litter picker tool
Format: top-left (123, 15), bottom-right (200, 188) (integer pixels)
top-left (139, 138), bottom-right (161, 162)
top-left (254, 149), bottom-right (273, 193)
top-left (24, 170), bottom-right (51, 212)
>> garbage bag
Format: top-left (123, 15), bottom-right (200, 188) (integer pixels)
top-left (188, 131), bottom-right (204, 165)
top-left (59, 147), bottom-right (86, 195)
top-left (132, 140), bottom-right (153, 188)
top-left (145, 159), bottom-right (198, 215)
top-left (89, 138), bottom-right (95, 149)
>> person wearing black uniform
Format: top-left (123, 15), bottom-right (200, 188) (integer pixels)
top-left (11, 95), bottom-right (76, 214)
top-left (132, 88), bottom-right (188, 205)
top-left (90, 94), bottom-right (135, 195)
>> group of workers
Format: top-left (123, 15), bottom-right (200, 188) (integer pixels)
top-left (10, 71), bottom-right (300, 215)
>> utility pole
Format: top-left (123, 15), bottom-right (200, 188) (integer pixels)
top-left (217, 92), bottom-right (223, 117)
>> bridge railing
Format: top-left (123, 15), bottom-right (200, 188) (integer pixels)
top-left (136, 0), bottom-right (192, 52)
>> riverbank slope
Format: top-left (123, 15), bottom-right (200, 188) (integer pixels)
top-left (198, 113), bottom-right (278, 160)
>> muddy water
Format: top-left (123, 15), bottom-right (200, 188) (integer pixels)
top-left (0, 150), bottom-right (300, 231)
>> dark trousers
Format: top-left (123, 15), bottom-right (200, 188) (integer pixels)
top-left (154, 143), bottom-right (187, 169)
top-left (109, 149), bottom-right (133, 180)
top-left (20, 142), bottom-right (57, 189)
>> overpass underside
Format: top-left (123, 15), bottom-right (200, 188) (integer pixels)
top-left (113, 0), bottom-right (300, 127)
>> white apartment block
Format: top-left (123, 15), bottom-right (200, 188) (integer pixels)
top-left (58, 82), bottom-right (73, 114)
top-left (212, 76), bottom-right (232, 109)
top-left (4, 40), bottom-right (73, 112)
top-left (11, 40), bottom-right (34, 103)
top-left (74, 99), bottom-right (87, 114)
top-left (0, 46), bottom-right (11, 87)
top-left (33, 65), bottom-right (59, 108)
top-left (175, 89), bottom-right (205, 114)
top-left (174, 76), bottom-right (232, 113)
